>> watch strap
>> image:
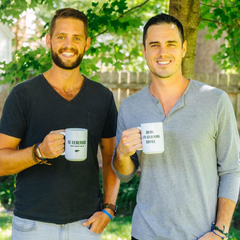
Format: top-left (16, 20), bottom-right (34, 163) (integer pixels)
top-left (102, 203), bottom-right (117, 215)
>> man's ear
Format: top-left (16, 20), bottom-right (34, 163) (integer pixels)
top-left (142, 43), bottom-right (146, 59)
top-left (85, 37), bottom-right (91, 52)
top-left (182, 40), bottom-right (187, 58)
top-left (46, 33), bottom-right (51, 49)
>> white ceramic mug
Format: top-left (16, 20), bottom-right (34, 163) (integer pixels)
top-left (138, 122), bottom-right (164, 154)
top-left (60, 128), bottom-right (88, 161)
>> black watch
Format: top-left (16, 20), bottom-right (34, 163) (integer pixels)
top-left (102, 203), bottom-right (117, 215)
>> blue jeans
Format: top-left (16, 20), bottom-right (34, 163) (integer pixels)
top-left (12, 215), bottom-right (102, 240)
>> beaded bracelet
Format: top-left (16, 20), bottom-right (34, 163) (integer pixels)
top-left (32, 144), bottom-right (51, 165)
top-left (212, 222), bottom-right (229, 238)
top-left (212, 230), bottom-right (227, 239)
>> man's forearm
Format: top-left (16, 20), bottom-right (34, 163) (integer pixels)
top-left (0, 147), bottom-right (35, 176)
top-left (113, 150), bottom-right (136, 175)
top-left (215, 197), bottom-right (236, 233)
top-left (101, 137), bottom-right (120, 216)
top-left (102, 160), bottom-right (120, 205)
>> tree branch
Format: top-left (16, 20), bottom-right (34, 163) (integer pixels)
top-left (201, 17), bottom-right (240, 29)
top-left (116, 0), bottom-right (150, 20)
top-left (200, 2), bottom-right (219, 9)
top-left (200, 1), bottom-right (236, 9)
top-left (92, 0), bottom-right (150, 39)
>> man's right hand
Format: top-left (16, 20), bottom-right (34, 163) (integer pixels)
top-left (38, 130), bottom-right (65, 159)
top-left (0, 130), bottom-right (66, 176)
top-left (116, 127), bottom-right (142, 159)
top-left (113, 128), bottom-right (142, 176)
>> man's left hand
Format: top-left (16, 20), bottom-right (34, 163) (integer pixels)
top-left (82, 211), bottom-right (112, 234)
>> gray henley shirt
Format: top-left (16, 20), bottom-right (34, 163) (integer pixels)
top-left (112, 79), bottom-right (240, 240)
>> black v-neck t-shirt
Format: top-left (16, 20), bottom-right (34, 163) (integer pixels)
top-left (0, 74), bottom-right (117, 224)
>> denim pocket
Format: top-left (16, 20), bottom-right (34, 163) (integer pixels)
top-left (79, 219), bottom-right (102, 236)
top-left (12, 215), bottom-right (37, 232)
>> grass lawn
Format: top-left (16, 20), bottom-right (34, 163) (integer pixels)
top-left (0, 210), bottom-right (239, 240)
top-left (0, 211), bottom-right (132, 240)
top-left (102, 214), bottom-right (132, 240)
top-left (0, 211), bottom-right (12, 240)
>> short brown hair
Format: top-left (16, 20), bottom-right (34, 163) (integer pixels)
top-left (50, 8), bottom-right (88, 38)
top-left (143, 13), bottom-right (184, 47)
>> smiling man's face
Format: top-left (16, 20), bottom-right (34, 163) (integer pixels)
top-left (143, 23), bottom-right (187, 80)
top-left (47, 18), bottom-right (90, 70)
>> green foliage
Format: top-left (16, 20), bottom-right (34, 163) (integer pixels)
top-left (232, 200), bottom-right (240, 229)
top-left (0, 169), bottom-right (138, 214)
top-left (0, 175), bottom-right (16, 210)
top-left (200, 0), bottom-right (240, 74)
top-left (116, 174), bottom-right (140, 214)
top-left (0, 46), bottom-right (51, 85)
top-left (102, 214), bottom-right (132, 239)
top-left (0, 172), bottom-right (240, 240)
top-left (0, 0), bottom-right (55, 25)
top-left (0, 212), bottom-right (240, 240)
top-left (0, 211), bottom-right (13, 240)
top-left (228, 226), bottom-right (240, 240)
top-left (0, 0), bottom-right (168, 86)
top-left (99, 170), bottom-right (139, 214)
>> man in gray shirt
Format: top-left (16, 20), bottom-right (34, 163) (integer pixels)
top-left (112, 13), bottom-right (240, 240)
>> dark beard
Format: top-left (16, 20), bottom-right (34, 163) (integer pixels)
top-left (51, 47), bottom-right (84, 70)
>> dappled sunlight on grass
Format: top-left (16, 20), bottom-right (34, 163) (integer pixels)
top-left (0, 211), bottom-right (12, 240)
top-left (0, 210), bottom-right (239, 240)
top-left (102, 215), bottom-right (132, 240)
top-left (0, 210), bottom-right (132, 240)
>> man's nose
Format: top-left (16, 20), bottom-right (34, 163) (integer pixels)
top-left (64, 37), bottom-right (73, 47)
top-left (158, 45), bottom-right (168, 57)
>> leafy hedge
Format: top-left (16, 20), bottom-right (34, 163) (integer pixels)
top-left (115, 174), bottom-right (140, 214)
top-left (99, 170), bottom-right (139, 214)
top-left (233, 199), bottom-right (240, 229)
top-left (0, 175), bottom-right (16, 210)
top-left (1, 172), bottom-right (239, 229)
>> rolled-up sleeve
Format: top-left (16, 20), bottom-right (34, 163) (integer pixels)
top-left (216, 92), bottom-right (240, 202)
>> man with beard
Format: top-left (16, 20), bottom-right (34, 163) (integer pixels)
top-left (112, 14), bottom-right (240, 240)
top-left (0, 8), bottom-right (119, 240)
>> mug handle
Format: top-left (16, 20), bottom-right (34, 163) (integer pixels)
top-left (137, 127), bottom-right (142, 151)
top-left (59, 131), bottom-right (65, 155)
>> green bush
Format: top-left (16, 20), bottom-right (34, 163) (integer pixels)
top-left (0, 175), bottom-right (16, 210)
top-left (232, 200), bottom-right (240, 229)
top-left (99, 170), bottom-right (139, 214)
top-left (1, 170), bottom-right (239, 230)
top-left (116, 174), bottom-right (139, 214)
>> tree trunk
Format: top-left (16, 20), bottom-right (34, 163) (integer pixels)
top-left (13, 19), bottom-right (20, 51)
top-left (169, 0), bottom-right (201, 79)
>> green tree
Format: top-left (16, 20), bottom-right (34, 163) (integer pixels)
top-left (0, 0), bottom-right (239, 85)
top-left (0, 0), bottom-right (168, 84)
top-left (200, 0), bottom-right (240, 74)
top-left (169, 0), bottom-right (240, 78)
